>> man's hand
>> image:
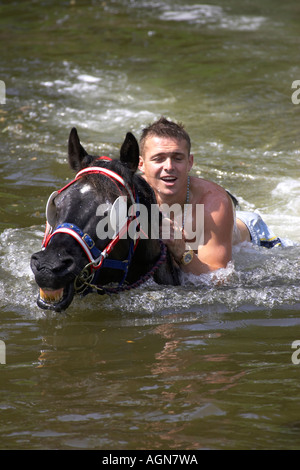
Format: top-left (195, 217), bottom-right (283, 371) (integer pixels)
top-left (160, 215), bottom-right (186, 263)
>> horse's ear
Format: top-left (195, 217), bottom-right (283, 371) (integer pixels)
top-left (120, 132), bottom-right (139, 173)
top-left (68, 127), bottom-right (90, 171)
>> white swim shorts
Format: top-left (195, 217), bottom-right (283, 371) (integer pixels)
top-left (236, 211), bottom-right (282, 248)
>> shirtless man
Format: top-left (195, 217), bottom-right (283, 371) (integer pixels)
top-left (138, 117), bottom-right (281, 275)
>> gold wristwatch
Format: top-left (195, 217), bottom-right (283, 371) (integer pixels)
top-left (180, 248), bottom-right (194, 265)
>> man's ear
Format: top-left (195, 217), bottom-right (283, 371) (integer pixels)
top-left (138, 155), bottom-right (145, 173)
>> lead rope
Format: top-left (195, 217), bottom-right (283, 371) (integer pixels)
top-left (74, 240), bottom-right (167, 296)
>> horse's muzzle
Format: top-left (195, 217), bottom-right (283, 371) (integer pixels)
top-left (36, 283), bottom-right (75, 312)
top-left (30, 249), bottom-right (77, 311)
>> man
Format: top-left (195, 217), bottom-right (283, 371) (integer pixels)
top-left (138, 117), bottom-right (282, 275)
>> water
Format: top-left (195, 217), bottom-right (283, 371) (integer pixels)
top-left (0, 0), bottom-right (300, 450)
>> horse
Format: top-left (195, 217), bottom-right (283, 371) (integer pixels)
top-left (30, 128), bottom-right (180, 312)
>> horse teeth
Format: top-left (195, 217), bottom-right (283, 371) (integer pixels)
top-left (40, 288), bottom-right (64, 303)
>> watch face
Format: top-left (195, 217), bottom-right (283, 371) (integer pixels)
top-left (181, 249), bottom-right (193, 265)
top-left (183, 252), bottom-right (193, 264)
top-left (185, 253), bottom-right (192, 263)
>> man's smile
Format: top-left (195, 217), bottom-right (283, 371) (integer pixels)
top-left (160, 175), bottom-right (178, 183)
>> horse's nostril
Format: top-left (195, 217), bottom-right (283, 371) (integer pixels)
top-left (31, 253), bottom-right (41, 272)
top-left (52, 255), bottom-right (75, 274)
top-left (63, 256), bottom-right (74, 269)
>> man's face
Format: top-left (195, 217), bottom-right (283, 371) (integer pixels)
top-left (139, 136), bottom-right (193, 201)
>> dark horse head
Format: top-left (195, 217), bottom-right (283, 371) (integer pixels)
top-left (31, 128), bottom-right (180, 312)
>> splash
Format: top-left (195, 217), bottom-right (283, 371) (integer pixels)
top-left (1, 226), bottom-right (299, 318)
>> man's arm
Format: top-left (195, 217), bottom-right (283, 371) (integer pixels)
top-left (163, 194), bottom-right (234, 275)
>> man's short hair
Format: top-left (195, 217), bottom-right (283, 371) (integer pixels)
top-left (140, 117), bottom-right (191, 155)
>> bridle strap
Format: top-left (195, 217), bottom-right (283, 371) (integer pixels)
top-left (77, 239), bottom-right (167, 296)
top-left (53, 165), bottom-right (135, 203)
top-left (44, 221), bottom-right (137, 271)
top-left (44, 223), bottom-right (102, 265)
top-left (43, 164), bottom-right (138, 246)
top-left (42, 164), bottom-right (141, 292)
top-left (75, 167), bottom-right (136, 206)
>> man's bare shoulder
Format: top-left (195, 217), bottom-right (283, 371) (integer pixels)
top-left (190, 175), bottom-right (230, 207)
top-left (190, 176), bottom-right (234, 241)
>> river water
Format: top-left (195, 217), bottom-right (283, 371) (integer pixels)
top-left (0, 0), bottom-right (300, 450)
